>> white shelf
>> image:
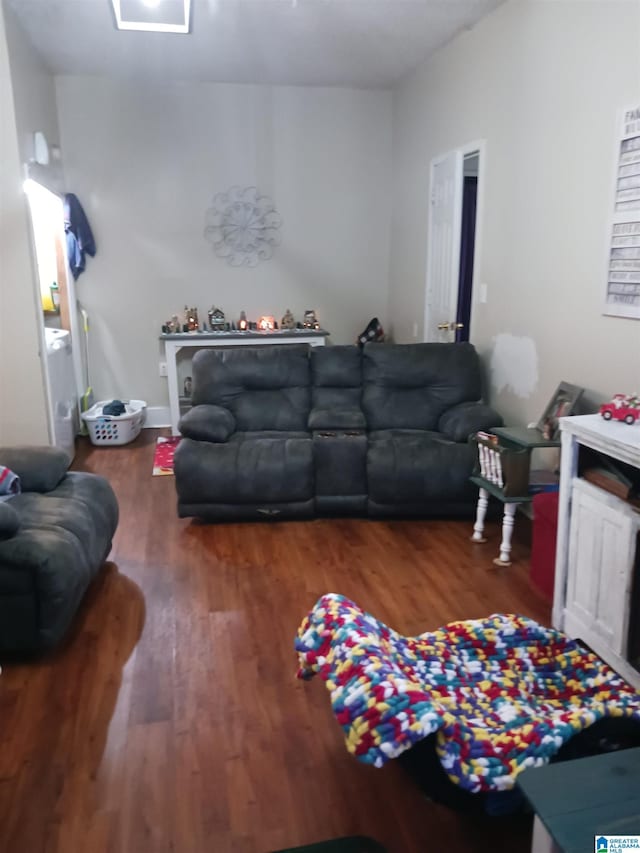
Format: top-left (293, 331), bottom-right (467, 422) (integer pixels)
top-left (554, 414), bottom-right (640, 689)
top-left (559, 413), bottom-right (640, 467)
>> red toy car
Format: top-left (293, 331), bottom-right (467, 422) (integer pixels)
top-left (599, 393), bottom-right (640, 425)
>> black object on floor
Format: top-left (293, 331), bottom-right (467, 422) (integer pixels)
top-left (398, 717), bottom-right (640, 817)
top-left (271, 836), bottom-right (386, 853)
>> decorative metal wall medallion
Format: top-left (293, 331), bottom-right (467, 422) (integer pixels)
top-left (204, 186), bottom-right (282, 267)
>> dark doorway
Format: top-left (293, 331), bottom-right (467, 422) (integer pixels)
top-left (455, 154), bottom-right (479, 343)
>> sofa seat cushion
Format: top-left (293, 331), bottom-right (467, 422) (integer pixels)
top-left (308, 408), bottom-right (366, 430)
top-left (313, 430), bottom-right (367, 498)
top-left (368, 429), bottom-right (448, 442)
top-left (367, 432), bottom-right (477, 504)
top-left (0, 472), bottom-right (118, 649)
top-left (228, 430), bottom-right (310, 442)
top-left (174, 436), bottom-right (314, 505)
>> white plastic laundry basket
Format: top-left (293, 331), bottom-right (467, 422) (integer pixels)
top-left (81, 400), bottom-right (147, 446)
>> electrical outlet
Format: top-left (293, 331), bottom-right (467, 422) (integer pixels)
top-left (159, 362), bottom-right (168, 377)
top-left (479, 283), bottom-right (488, 304)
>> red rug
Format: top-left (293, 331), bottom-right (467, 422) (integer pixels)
top-left (152, 436), bottom-right (180, 476)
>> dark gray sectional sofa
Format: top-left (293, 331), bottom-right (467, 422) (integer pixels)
top-left (174, 342), bottom-right (502, 521)
top-left (0, 446), bottom-right (119, 654)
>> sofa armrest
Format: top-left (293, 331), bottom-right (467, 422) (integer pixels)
top-left (308, 408), bottom-right (366, 431)
top-left (0, 502), bottom-right (20, 539)
top-left (0, 446), bottom-right (70, 492)
top-left (179, 404), bottom-right (236, 443)
top-left (438, 402), bottom-right (503, 443)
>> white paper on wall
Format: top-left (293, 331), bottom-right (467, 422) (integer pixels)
top-left (605, 105), bottom-right (640, 319)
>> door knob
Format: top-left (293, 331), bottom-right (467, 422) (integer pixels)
top-left (437, 321), bottom-right (465, 331)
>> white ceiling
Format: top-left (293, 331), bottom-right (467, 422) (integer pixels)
top-left (7, 0), bottom-right (503, 88)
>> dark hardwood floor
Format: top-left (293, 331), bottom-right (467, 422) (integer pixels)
top-left (0, 430), bottom-right (549, 853)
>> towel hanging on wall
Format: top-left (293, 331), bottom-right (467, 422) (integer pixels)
top-left (64, 193), bottom-right (96, 279)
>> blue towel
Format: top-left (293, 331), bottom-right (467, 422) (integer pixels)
top-left (0, 466), bottom-right (20, 502)
top-left (64, 193), bottom-right (96, 280)
top-left (103, 400), bottom-right (126, 416)
top-left (65, 229), bottom-right (84, 280)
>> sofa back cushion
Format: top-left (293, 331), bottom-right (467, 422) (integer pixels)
top-left (362, 343), bottom-right (482, 430)
top-left (311, 345), bottom-right (362, 411)
top-left (191, 346), bottom-right (311, 431)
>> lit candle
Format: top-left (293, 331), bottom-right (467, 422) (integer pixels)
top-left (258, 316), bottom-right (275, 331)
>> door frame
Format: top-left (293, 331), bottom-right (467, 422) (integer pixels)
top-left (423, 138), bottom-right (486, 343)
top-left (24, 178), bottom-right (84, 446)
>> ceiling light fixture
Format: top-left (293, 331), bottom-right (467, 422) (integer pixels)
top-left (111, 0), bottom-right (191, 34)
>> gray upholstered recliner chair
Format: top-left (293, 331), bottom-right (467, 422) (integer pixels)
top-left (174, 346), bottom-right (315, 520)
top-left (0, 446), bottom-right (119, 654)
top-left (362, 343), bottom-right (498, 516)
top-left (174, 342), bottom-right (503, 521)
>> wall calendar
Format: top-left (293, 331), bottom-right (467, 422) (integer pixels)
top-left (605, 104), bottom-right (640, 319)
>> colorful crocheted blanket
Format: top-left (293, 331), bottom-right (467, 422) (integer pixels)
top-left (295, 594), bottom-right (640, 793)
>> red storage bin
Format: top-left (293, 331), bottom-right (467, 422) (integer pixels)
top-left (531, 491), bottom-right (559, 602)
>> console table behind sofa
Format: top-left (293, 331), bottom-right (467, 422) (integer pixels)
top-left (160, 330), bottom-right (329, 435)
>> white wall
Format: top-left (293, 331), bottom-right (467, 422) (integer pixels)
top-left (389, 0), bottom-right (640, 425)
top-left (0, 4), bottom-right (50, 446)
top-left (3, 2), bottom-right (64, 194)
top-left (56, 77), bottom-right (392, 409)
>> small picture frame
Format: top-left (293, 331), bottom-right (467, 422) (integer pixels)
top-left (537, 382), bottom-right (584, 441)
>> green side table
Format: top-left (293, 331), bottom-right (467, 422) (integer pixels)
top-left (470, 427), bottom-right (560, 567)
top-left (518, 748), bottom-right (640, 853)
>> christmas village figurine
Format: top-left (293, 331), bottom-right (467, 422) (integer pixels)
top-left (281, 308), bottom-right (296, 330)
top-left (185, 305), bottom-right (199, 332)
top-left (161, 313), bottom-right (181, 334)
top-left (238, 310), bottom-right (248, 331)
top-left (208, 306), bottom-right (226, 330)
top-left (303, 309), bottom-right (320, 330)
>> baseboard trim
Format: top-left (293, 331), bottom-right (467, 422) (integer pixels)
top-left (144, 406), bottom-right (171, 428)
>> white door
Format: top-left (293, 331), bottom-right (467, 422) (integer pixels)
top-left (424, 150), bottom-right (463, 342)
top-left (566, 478), bottom-right (638, 657)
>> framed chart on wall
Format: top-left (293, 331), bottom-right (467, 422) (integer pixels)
top-left (604, 104), bottom-right (640, 319)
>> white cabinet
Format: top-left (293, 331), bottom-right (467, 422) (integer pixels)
top-left (565, 477), bottom-right (638, 659)
top-left (554, 415), bottom-right (640, 689)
